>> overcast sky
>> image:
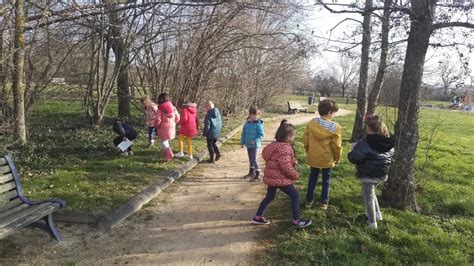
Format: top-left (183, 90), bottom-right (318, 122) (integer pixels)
top-left (302, 6), bottom-right (474, 86)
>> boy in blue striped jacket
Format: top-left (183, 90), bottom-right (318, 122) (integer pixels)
top-left (241, 107), bottom-right (265, 182)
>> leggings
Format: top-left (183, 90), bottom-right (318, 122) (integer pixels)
top-left (206, 138), bottom-right (220, 159)
top-left (147, 127), bottom-right (156, 143)
top-left (256, 185), bottom-right (301, 221)
top-left (178, 134), bottom-right (193, 155)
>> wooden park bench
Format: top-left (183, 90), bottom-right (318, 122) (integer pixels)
top-left (0, 155), bottom-right (65, 241)
top-left (287, 101), bottom-right (308, 114)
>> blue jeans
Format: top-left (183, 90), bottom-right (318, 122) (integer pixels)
top-left (306, 168), bottom-right (332, 204)
top-left (247, 148), bottom-right (260, 171)
top-left (256, 185), bottom-right (301, 221)
top-left (147, 127), bottom-right (156, 143)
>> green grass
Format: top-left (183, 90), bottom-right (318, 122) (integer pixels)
top-left (3, 99), bottom-right (244, 212)
top-left (264, 107), bottom-right (474, 264)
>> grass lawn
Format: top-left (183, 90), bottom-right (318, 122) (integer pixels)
top-left (2, 99), bottom-right (244, 212)
top-left (263, 106), bottom-right (474, 264)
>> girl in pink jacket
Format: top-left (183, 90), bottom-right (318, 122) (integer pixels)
top-left (252, 120), bottom-right (312, 229)
top-left (141, 96), bottom-right (158, 147)
top-left (155, 93), bottom-right (180, 161)
top-left (175, 98), bottom-right (198, 160)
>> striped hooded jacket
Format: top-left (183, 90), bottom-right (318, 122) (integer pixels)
top-left (303, 117), bottom-right (342, 168)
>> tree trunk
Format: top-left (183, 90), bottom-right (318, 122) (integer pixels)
top-left (109, 6), bottom-right (130, 119)
top-left (351, 0), bottom-right (372, 142)
top-left (366, 0), bottom-right (392, 115)
top-left (12, 0), bottom-right (26, 144)
top-left (382, 0), bottom-right (437, 211)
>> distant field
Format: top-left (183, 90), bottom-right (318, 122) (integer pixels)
top-left (264, 107), bottom-right (474, 264)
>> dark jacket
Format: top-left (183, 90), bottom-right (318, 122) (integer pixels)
top-left (347, 134), bottom-right (395, 180)
top-left (113, 120), bottom-right (138, 140)
top-left (203, 108), bottom-right (222, 139)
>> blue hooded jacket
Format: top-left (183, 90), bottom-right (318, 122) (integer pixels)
top-left (203, 108), bottom-right (222, 139)
top-left (240, 119), bottom-right (264, 148)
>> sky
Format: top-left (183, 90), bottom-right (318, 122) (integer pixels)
top-left (302, 5), bottom-right (474, 87)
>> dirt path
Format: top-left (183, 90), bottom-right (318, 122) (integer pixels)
top-left (0, 111), bottom-right (351, 264)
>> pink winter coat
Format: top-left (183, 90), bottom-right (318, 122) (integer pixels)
top-left (262, 142), bottom-right (299, 187)
top-left (145, 103), bottom-right (158, 127)
top-left (155, 104), bottom-right (180, 141)
top-left (179, 104), bottom-right (198, 137)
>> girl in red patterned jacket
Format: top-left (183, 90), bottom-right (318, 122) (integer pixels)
top-left (252, 120), bottom-right (312, 229)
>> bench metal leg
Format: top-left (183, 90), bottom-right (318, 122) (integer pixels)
top-left (29, 214), bottom-right (62, 242)
top-left (45, 214), bottom-right (62, 242)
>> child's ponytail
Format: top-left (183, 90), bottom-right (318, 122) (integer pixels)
top-left (366, 115), bottom-right (390, 137)
top-left (275, 120), bottom-right (296, 142)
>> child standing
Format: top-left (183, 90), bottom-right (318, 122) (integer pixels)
top-left (203, 101), bottom-right (222, 163)
top-left (348, 115), bottom-right (394, 229)
top-left (303, 99), bottom-right (342, 210)
top-left (112, 118), bottom-right (138, 156)
top-left (141, 96), bottom-right (158, 147)
top-left (252, 120), bottom-right (312, 228)
top-left (175, 98), bottom-right (198, 160)
top-left (155, 93), bottom-right (180, 161)
top-left (240, 107), bottom-right (264, 182)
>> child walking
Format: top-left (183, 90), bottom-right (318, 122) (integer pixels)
top-left (203, 101), bottom-right (222, 163)
top-left (348, 115), bottom-right (394, 229)
top-left (303, 99), bottom-right (342, 210)
top-left (175, 98), bottom-right (198, 160)
top-left (155, 93), bottom-right (180, 161)
top-left (240, 107), bottom-right (264, 182)
top-left (252, 120), bottom-right (312, 228)
top-left (141, 96), bottom-right (158, 147)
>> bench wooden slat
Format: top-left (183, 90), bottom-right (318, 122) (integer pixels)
top-left (0, 158), bottom-right (6, 166)
top-left (0, 203), bottom-right (59, 239)
top-left (0, 165), bottom-right (10, 175)
top-left (0, 202), bottom-right (55, 228)
top-left (0, 190), bottom-right (19, 204)
top-left (0, 173), bottom-right (14, 184)
top-left (0, 181), bottom-right (17, 194)
top-left (0, 198), bottom-right (23, 213)
top-left (0, 203), bottom-right (29, 220)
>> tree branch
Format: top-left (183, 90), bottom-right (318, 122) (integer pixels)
top-left (432, 22), bottom-right (474, 31)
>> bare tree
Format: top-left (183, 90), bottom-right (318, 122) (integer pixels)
top-left (437, 57), bottom-right (465, 100)
top-left (335, 54), bottom-right (358, 98)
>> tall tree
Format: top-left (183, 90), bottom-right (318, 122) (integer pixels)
top-left (382, 0), bottom-right (473, 210)
top-left (12, 0), bottom-right (26, 144)
top-left (351, 0), bottom-right (372, 141)
top-left (366, 0), bottom-right (392, 115)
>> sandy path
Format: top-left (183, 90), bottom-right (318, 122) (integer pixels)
top-left (0, 110), bottom-right (351, 264)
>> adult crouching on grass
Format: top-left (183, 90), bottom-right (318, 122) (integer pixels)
top-left (113, 118), bottom-right (138, 156)
top-left (203, 101), bottom-right (222, 163)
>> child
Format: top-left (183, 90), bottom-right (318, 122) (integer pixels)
top-left (240, 106), bottom-right (264, 182)
top-left (303, 99), bottom-right (342, 210)
top-left (252, 120), bottom-right (312, 228)
top-left (348, 115), bottom-right (394, 229)
top-left (141, 96), bottom-right (158, 147)
top-left (203, 101), bottom-right (222, 163)
top-left (155, 93), bottom-right (180, 161)
top-left (175, 98), bottom-right (198, 160)
top-left (112, 118), bottom-right (138, 156)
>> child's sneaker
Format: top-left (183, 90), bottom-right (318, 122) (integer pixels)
top-left (367, 222), bottom-right (378, 229)
top-left (376, 211), bottom-right (383, 221)
top-left (319, 203), bottom-right (329, 210)
top-left (215, 154), bottom-right (221, 162)
top-left (186, 154), bottom-right (193, 160)
top-left (174, 152), bottom-right (184, 158)
top-left (305, 200), bottom-right (314, 208)
top-left (252, 216), bottom-right (270, 225)
top-left (243, 168), bottom-right (255, 179)
top-left (293, 219), bottom-right (312, 228)
top-left (249, 171), bottom-right (261, 182)
top-left (127, 151), bottom-right (134, 156)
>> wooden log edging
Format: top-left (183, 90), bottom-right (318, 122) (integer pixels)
top-left (92, 113), bottom-right (312, 231)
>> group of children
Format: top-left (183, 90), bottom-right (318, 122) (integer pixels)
top-left (113, 93), bottom-right (223, 163)
top-left (113, 96), bottom-right (395, 230)
top-left (249, 99), bottom-right (395, 229)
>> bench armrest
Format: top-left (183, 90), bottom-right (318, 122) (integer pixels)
top-left (22, 198), bottom-right (66, 208)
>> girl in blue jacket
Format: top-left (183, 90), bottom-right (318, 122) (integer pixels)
top-left (240, 106), bottom-right (264, 181)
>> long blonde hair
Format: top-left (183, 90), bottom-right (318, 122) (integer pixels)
top-left (366, 115), bottom-right (390, 137)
